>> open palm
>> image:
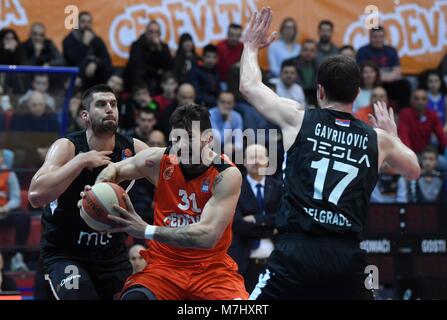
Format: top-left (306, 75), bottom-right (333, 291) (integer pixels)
top-left (242, 7), bottom-right (277, 49)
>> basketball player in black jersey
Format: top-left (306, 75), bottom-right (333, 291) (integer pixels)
top-left (28, 84), bottom-right (148, 299)
top-left (240, 8), bottom-right (421, 299)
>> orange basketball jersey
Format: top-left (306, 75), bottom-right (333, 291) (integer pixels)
top-left (142, 148), bottom-right (236, 265)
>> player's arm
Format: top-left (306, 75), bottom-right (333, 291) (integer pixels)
top-left (369, 101), bottom-right (420, 180)
top-left (95, 147), bottom-right (165, 186)
top-left (107, 167), bottom-right (242, 249)
top-left (239, 8), bottom-right (304, 149)
top-left (28, 138), bottom-right (112, 208)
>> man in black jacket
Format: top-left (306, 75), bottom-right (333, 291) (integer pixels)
top-left (21, 23), bottom-right (64, 67)
top-left (62, 11), bottom-right (113, 90)
top-left (124, 21), bottom-right (174, 94)
top-left (229, 144), bottom-right (282, 292)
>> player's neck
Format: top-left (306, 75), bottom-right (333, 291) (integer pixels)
top-left (86, 129), bottom-right (115, 151)
top-left (321, 102), bottom-right (353, 114)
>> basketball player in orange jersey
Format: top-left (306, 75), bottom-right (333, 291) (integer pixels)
top-left (92, 104), bottom-right (248, 300)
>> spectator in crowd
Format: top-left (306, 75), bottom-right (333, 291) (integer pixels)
top-left (217, 23), bottom-right (244, 84)
top-left (398, 89), bottom-right (447, 155)
top-left (18, 74), bottom-right (56, 110)
top-left (63, 11), bottom-right (113, 89)
top-left (0, 149), bottom-right (30, 246)
top-left (339, 45), bottom-right (356, 60)
top-left (159, 83), bottom-right (196, 137)
top-left (357, 26), bottom-right (411, 109)
top-left (370, 162), bottom-right (407, 203)
top-left (119, 85), bottom-right (159, 131)
top-left (407, 146), bottom-right (445, 203)
top-left (422, 70), bottom-right (447, 133)
top-left (353, 61), bottom-right (381, 113)
top-left (355, 86), bottom-right (389, 124)
top-left (128, 244), bottom-right (147, 274)
top-left (0, 251), bottom-right (18, 292)
top-left (229, 144), bottom-right (282, 292)
top-left (67, 91), bottom-right (85, 133)
top-left (174, 33), bottom-right (198, 84)
top-left (107, 74), bottom-right (124, 97)
top-left (284, 40), bottom-right (318, 107)
top-left (20, 22), bottom-right (64, 66)
top-left (186, 44), bottom-right (220, 107)
top-left (124, 20), bottom-right (174, 94)
top-left (272, 60), bottom-right (305, 105)
top-left (9, 92), bottom-right (59, 167)
top-left (268, 18), bottom-right (301, 78)
top-left (0, 29), bottom-right (25, 93)
top-left (209, 92), bottom-right (244, 152)
top-left (153, 71), bottom-right (178, 116)
top-left (0, 29), bottom-right (23, 65)
top-left (126, 109), bottom-right (157, 145)
top-left (148, 130), bottom-right (167, 148)
top-left (316, 20), bottom-right (339, 67)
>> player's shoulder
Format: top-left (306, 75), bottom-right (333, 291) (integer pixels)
top-left (213, 166), bottom-right (242, 190)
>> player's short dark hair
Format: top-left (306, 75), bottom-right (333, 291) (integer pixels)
top-left (81, 84), bottom-right (115, 110)
top-left (169, 104), bottom-right (211, 133)
top-left (203, 44), bottom-right (217, 56)
top-left (280, 59), bottom-right (297, 72)
top-left (319, 20), bottom-right (334, 30)
top-left (317, 55), bottom-right (360, 104)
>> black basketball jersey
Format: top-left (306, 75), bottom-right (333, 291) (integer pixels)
top-left (40, 130), bottom-right (135, 258)
top-left (277, 108), bottom-right (378, 241)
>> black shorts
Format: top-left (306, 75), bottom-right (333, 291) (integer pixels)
top-left (41, 253), bottom-right (132, 300)
top-left (250, 233), bottom-right (374, 300)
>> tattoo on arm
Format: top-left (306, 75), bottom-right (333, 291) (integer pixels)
top-left (213, 173), bottom-right (223, 190)
top-left (154, 225), bottom-right (201, 248)
top-left (145, 159), bottom-right (156, 168)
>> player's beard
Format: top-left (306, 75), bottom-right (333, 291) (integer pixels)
top-left (91, 117), bottom-right (117, 135)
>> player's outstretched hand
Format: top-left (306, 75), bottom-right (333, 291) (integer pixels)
top-left (106, 193), bottom-right (148, 239)
top-left (242, 7), bottom-right (277, 49)
top-left (368, 101), bottom-right (398, 137)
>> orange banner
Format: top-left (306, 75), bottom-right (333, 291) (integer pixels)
top-left (1, 0), bottom-right (446, 74)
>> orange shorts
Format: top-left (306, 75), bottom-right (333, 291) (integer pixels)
top-left (121, 255), bottom-right (248, 300)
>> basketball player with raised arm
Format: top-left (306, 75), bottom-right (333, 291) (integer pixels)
top-left (239, 8), bottom-right (420, 299)
top-left (28, 84), bottom-right (148, 299)
top-left (91, 104), bottom-right (248, 300)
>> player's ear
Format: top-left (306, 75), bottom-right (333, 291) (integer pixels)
top-left (317, 84), bottom-right (325, 101)
top-left (80, 109), bottom-right (89, 121)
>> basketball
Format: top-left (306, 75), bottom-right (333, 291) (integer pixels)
top-left (80, 182), bottom-right (128, 232)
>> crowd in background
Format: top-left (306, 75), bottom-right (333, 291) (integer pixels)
top-left (1, 11), bottom-right (447, 294)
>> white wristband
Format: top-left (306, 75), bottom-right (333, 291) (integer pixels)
top-left (144, 225), bottom-right (157, 240)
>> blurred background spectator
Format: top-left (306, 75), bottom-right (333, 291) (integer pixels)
top-left (217, 23), bottom-right (243, 87)
top-left (229, 144), bottom-right (282, 292)
top-left (357, 26), bottom-right (411, 110)
top-left (124, 20), bottom-right (173, 94)
top-left (186, 44), bottom-right (220, 107)
top-left (355, 86), bottom-right (389, 124)
top-left (284, 39), bottom-right (318, 107)
top-left (271, 60), bottom-right (305, 105)
top-left (153, 72), bottom-right (178, 117)
top-left (20, 23), bottom-right (64, 67)
top-left (210, 92), bottom-right (244, 153)
top-left (128, 244), bottom-right (147, 274)
top-left (63, 11), bottom-right (113, 90)
top-left (174, 33), bottom-right (198, 84)
top-left (407, 147), bottom-right (446, 203)
top-left (371, 163), bottom-right (407, 203)
top-left (18, 74), bottom-right (55, 110)
top-left (316, 20), bottom-right (339, 67)
top-left (268, 18), bottom-right (301, 78)
top-left (353, 61), bottom-right (381, 113)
